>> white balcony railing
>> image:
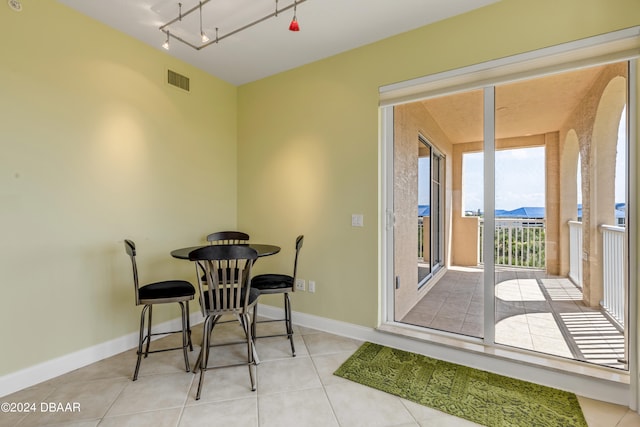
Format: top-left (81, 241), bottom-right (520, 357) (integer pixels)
top-left (568, 221), bottom-right (625, 328)
top-left (602, 224), bottom-right (626, 327)
top-left (568, 221), bottom-right (583, 287)
top-left (479, 219), bottom-right (545, 268)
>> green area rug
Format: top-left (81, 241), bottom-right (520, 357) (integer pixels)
top-left (334, 342), bottom-right (587, 427)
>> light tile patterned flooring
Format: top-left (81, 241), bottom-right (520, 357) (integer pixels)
top-left (1, 318), bottom-right (638, 426)
top-left (402, 267), bottom-right (627, 369)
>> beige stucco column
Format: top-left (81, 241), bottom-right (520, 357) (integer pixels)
top-left (558, 130), bottom-right (579, 278)
top-left (545, 132), bottom-right (561, 275)
top-left (452, 142), bottom-right (482, 266)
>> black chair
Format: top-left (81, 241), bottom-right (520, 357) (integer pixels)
top-left (203, 231), bottom-right (250, 283)
top-left (251, 235), bottom-right (304, 356)
top-left (206, 230), bottom-right (250, 245)
top-left (189, 244), bottom-right (259, 400)
top-left (124, 239), bottom-right (196, 381)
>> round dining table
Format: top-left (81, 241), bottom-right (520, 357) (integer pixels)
top-left (171, 243), bottom-right (281, 260)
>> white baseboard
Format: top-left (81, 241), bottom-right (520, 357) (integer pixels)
top-left (2, 304), bottom-right (631, 407)
top-left (0, 313), bottom-right (203, 398)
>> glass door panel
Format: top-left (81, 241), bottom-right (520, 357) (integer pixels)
top-left (393, 89), bottom-right (484, 339)
top-left (493, 63), bottom-right (629, 370)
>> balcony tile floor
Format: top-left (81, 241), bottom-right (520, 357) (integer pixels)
top-left (402, 266), bottom-right (627, 369)
top-left (1, 319), bottom-right (637, 426)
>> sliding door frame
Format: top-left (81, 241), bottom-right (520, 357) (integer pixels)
top-left (379, 26), bottom-right (639, 409)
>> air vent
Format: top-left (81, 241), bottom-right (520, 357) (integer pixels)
top-left (167, 69), bottom-right (190, 92)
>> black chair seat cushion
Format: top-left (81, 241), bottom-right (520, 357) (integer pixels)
top-left (251, 274), bottom-right (294, 290)
top-left (139, 280), bottom-right (195, 300)
top-left (201, 287), bottom-right (260, 310)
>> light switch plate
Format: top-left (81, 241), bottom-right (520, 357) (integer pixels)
top-left (351, 214), bottom-right (364, 227)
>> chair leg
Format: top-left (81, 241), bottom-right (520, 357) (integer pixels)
top-left (204, 315), bottom-right (220, 368)
top-left (284, 293), bottom-right (295, 356)
top-left (192, 344), bottom-right (201, 374)
top-left (196, 315), bottom-right (213, 400)
top-left (193, 316), bottom-right (214, 374)
top-left (178, 302), bottom-right (190, 373)
top-left (145, 305), bottom-right (153, 357)
top-left (251, 304), bottom-right (258, 341)
top-left (240, 310), bottom-right (260, 365)
top-left (243, 312), bottom-right (257, 391)
top-left (186, 300), bottom-right (193, 351)
top-left (133, 304), bottom-right (149, 381)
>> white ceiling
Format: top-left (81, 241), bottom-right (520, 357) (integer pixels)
top-left (56, 0), bottom-right (499, 85)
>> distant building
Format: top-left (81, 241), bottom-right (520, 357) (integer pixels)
top-left (577, 204), bottom-right (626, 226)
top-left (455, 204), bottom-right (625, 226)
top-left (495, 207), bottom-right (545, 219)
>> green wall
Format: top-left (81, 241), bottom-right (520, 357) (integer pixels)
top-left (0, 2), bottom-right (238, 376)
top-left (237, 0), bottom-right (640, 327)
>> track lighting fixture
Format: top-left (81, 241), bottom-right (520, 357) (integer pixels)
top-left (159, 0), bottom-right (308, 51)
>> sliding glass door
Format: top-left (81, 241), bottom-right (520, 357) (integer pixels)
top-left (389, 60), bottom-right (631, 369)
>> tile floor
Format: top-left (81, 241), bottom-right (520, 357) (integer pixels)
top-left (402, 267), bottom-right (626, 369)
top-left (1, 318), bottom-right (638, 427)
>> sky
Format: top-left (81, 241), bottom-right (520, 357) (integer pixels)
top-left (461, 109), bottom-right (626, 212)
top-left (462, 147), bottom-right (545, 212)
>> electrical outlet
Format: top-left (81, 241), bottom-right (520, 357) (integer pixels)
top-left (295, 278), bottom-right (305, 291)
top-left (308, 280), bottom-right (316, 293)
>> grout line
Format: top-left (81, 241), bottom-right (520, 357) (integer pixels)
top-left (397, 398), bottom-right (422, 426)
top-left (96, 376), bottom-right (130, 423)
top-left (304, 325), bottom-right (345, 427)
top-left (255, 387), bottom-right (261, 427)
top-left (175, 366), bottom-right (196, 427)
top-left (311, 360), bottom-right (343, 427)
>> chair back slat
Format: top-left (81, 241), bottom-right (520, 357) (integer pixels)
top-left (190, 245), bottom-right (257, 315)
top-left (206, 231), bottom-right (250, 245)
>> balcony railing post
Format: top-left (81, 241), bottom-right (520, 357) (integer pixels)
top-left (568, 221), bottom-right (583, 287)
top-left (478, 220), bottom-right (483, 265)
top-left (601, 224), bottom-right (625, 327)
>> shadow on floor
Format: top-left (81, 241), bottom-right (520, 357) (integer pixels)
top-left (400, 266), bottom-right (626, 370)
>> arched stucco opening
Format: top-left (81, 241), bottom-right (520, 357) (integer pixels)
top-left (559, 129), bottom-right (580, 277)
top-left (582, 74), bottom-right (627, 306)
